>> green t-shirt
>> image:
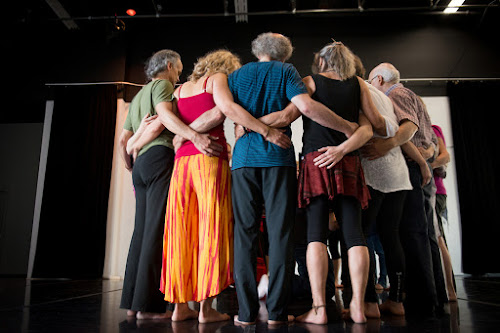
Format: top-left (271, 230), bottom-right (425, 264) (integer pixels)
top-left (123, 79), bottom-right (175, 156)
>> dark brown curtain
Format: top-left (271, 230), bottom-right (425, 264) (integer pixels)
top-left (32, 85), bottom-right (117, 278)
top-left (447, 80), bottom-right (500, 274)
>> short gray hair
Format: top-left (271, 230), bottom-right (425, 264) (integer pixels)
top-left (251, 32), bottom-right (293, 61)
top-left (145, 49), bottom-right (181, 80)
top-left (371, 63), bottom-right (400, 84)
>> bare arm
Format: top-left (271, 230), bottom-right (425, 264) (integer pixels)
top-left (401, 141), bottom-right (432, 187)
top-left (313, 113), bottom-right (373, 169)
top-left (362, 120), bottom-right (418, 160)
top-left (259, 103), bottom-right (302, 127)
top-left (212, 73), bottom-right (291, 149)
top-left (172, 105), bottom-right (226, 151)
top-left (358, 77), bottom-right (387, 136)
top-left (126, 113), bottom-right (159, 155)
top-left (418, 145), bottom-right (435, 161)
top-left (119, 129), bottom-right (134, 172)
top-left (186, 105), bottom-right (225, 133)
top-left (291, 76), bottom-right (358, 137)
top-left (431, 137), bottom-right (450, 169)
top-left (155, 100), bottom-right (223, 157)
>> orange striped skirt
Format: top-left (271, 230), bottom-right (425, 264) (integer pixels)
top-left (160, 154), bottom-right (234, 303)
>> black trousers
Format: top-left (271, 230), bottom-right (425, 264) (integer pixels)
top-left (232, 166), bottom-right (296, 322)
top-left (120, 146), bottom-right (174, 313)
top-left (363, 187), bottom-right (407, 302)
top-left (400, 162), bottom-right (438, 314)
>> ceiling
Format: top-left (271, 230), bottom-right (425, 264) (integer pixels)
top-left (12, 0), bottom-right (499, 31)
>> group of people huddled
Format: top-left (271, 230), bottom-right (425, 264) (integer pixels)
top-left (118, 32), bottom-right (456, 326)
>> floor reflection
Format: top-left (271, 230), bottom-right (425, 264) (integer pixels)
top-left (0, 276), bottom-right (498, 332)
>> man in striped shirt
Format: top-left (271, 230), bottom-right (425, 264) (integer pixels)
top-left (229, 32), bottom-right (359, 325)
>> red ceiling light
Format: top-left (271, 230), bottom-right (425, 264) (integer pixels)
top-left (126, 9), bottom-right (136, 16)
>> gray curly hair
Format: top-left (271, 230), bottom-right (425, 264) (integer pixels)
top-left (145, 49), bottom-right (181, 80)
top-left (251, 32), bottom-right (294, 61)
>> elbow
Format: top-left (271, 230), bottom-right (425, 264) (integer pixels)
top-left (214, 110), bottom-right (226, 124)
top-left (119, 134), bottom-right (129, 149)
top-left (299, 101), bottom-right (314, 118)
top-left (443, 152), bottom-right (451, 164)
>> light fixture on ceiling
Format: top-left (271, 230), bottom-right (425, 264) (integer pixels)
top-left (444, 0), bottom-right (466, 13)
top-left (114, 16), bottom-right (126, 31)
top-left (126, 9), bottom-right (136, 16)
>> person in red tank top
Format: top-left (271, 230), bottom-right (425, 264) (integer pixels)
top-left (151, 50), bottom-right (292, 324)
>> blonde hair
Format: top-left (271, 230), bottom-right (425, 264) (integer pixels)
top-left (314, 42), bottom-right (356, 80)
top-left (188, 50), bottom-right (241, 82)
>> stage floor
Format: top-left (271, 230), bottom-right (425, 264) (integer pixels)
top-left (1, 275), bottom-right (499, 332)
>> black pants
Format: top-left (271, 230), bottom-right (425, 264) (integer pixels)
top-left (120, 146), bottom-right (174, 313)
top-left (232, 166), bottom-right (296, 322)
top-left (400, 162), bottom-right (438, 314)
top-left (363, 187), bottom-right (407, 302)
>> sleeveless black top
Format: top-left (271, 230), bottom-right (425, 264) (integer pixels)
top-left (302, 74), bottom-right (361, 156)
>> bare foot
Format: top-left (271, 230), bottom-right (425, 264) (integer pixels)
top-left (296, 307), bottom-right (328, 325)
top-left (349, 300), bottom-right (367, 324)
top-left (233, 315), bottom-right (255, 326)
top-left (172, 306), bottom-right (198, 322)
top-left (379, 299), bottom-right (405, 316)
top-left (199, 307), bottom-right (230, 324)
top-left (136, 310), bottom-right (173, 320)
top-left (127, 310), bottom-right (137, 317)
top-left (364, 302), bottom-right (380, 318)
top-left (268, 315), bottom-right (295, 325)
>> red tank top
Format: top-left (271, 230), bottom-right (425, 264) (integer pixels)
top-left (175, 77), bottom-right (228, 159)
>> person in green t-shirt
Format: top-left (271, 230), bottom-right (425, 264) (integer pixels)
top-left (118, 49), bottom-right (224, 320)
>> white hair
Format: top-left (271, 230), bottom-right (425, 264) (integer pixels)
top-left (371, 63), bottom-right (400, 84)
top-left (251, 32), bottom-right (293, 61)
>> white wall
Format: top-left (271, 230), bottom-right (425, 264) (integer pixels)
top-left (103, 99), bottom-right (136, 279)
top-left (422, 96), bottom-right (463, 274)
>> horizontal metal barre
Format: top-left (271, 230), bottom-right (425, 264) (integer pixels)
top-left (51, 4), bottom-right (499, 22)
top-left (45, 78), bottom-right (500, 88)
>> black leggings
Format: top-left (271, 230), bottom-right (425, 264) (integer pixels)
top-left (306, 195), bottom-right (366, 250)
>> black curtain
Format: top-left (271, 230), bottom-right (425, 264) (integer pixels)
top-left (447, 81), bottom-right (500, 274)
top-left (32, 85), bottom-right (117, 278)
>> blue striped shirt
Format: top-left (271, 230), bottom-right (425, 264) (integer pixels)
top-left (228, 61), bottom-right (307, 170)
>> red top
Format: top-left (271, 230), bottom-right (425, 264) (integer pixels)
top-left (175, 77), bottom-right (228, 160)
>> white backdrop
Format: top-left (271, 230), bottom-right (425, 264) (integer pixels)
top-left (103, 96), bottom-right (463, 279)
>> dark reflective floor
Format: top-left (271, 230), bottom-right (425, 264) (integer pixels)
top-left (1, 275), bottom-right (499, 332)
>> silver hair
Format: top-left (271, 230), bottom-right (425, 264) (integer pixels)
top-left (251, 32), bottom-right (293, 61)
top-left (371, 63), bottom-right (400, 84)
top-left (145, 49), bottom-right (181, 80)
